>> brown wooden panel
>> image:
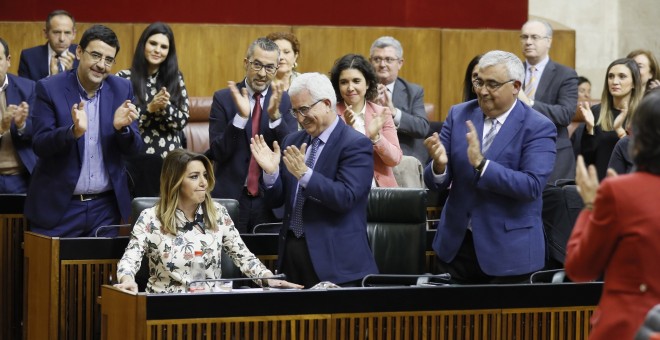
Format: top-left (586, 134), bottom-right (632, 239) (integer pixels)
top-left (24, 232), bottom-right (58, 340)
top-left (0, 213), bottom-right (26, 340)
top-left (294, 26), bottom-right (442, 122)
top-left (170, 24), bottom-right (291, 98)
top-left (0, 22), bottom-right (46, 75)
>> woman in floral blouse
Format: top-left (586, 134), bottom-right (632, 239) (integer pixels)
top-left (117, 22), bottom-right (189, 157)
top-left (115, 149), bottom-right (301, 293)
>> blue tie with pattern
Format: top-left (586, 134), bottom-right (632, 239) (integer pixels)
top-left (289, 138), bottom-right (321, 237)
top-left (482, 118), bottom-right (498, 153)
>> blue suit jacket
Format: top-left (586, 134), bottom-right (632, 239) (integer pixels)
top-left (5, 73), bottom-right (37, 173)
top-left (18, 43), bottom-right (79, 81)
top-left (424, 100), bottom-right (557, 276)
top-left (525, 60), bottom-right (578, 182)
top-left (265, 118), bottom-right (379, 284)
top-left (24, 70), bottom-right (142, 229)
top-left (208, 80), bottom-right (295, 199)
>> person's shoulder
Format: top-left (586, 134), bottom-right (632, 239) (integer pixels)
top-left (397, 77), bottom-right (423, 92)
top-left (105, 74), bottom-right (132, 89)
top-left (19, 44), bottom-right (47, 57)
top-left (449, 99), bottom-right (479, 114)
top-left (548, 60), bottom-right (578, 76)
top-left (7, 73), bottom-right (35, 88)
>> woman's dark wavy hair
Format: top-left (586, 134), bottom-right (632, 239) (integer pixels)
top-left (463, 54), bottom-right (482, 102)
top-left (631, 88), bottom-right (660, 175)
top-left (329, 54), bottom-right (379, 102)
top-left (129, 22), bottom-right (184, 110)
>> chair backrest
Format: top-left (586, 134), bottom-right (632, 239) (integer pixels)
top-left (392, 155), bottom-right (424, 188)
top-left (129, 197), bottom-right (242, 290)
top-left (130, 197), bottom-right (239, 224)
top-left (184, 97), bottom-right (213, 153)
top-left (366, 188), bottom-right (427, 275)
top-left (252, 222), bottom-right (283, 234)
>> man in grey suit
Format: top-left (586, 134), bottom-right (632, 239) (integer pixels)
top-left (518, 20), bottom-right (578, 182)
top-left (370, 36), bottom-right (430, 164)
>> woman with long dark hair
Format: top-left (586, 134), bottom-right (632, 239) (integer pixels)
top-left (117, 22), bottom-right (189, 157)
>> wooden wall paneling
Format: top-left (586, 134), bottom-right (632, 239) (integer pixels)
top-left (0, 22), bottom-right (46, 75)
top-left (293, 26), bottom-right (442, 121)
top-left (170, 24), bottom-right (291, 97)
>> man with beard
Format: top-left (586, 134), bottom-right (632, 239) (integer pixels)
top-left (208, 37), bottom-right (296, 233)
top-left (25, 25), bottom-right (142, 237)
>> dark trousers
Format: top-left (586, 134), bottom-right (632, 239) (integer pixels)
top-left (29, 194), bottom-right (121, 237)
top-left (236, 188), bottom-right (277, 233)
top-left (280, 232), bottom-right (321, 288)
top-left (435, 230), bottom-right (532, 284)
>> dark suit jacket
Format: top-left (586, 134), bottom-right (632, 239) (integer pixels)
top-left (24, 70), bottom-right (142, 229)
top-left (208, 81), bottom-right (295, 199)
top-left (392, 77), bottom-right (429, 164)
top-left (265, 118), bottom-right (379, 284)
top-left (424, 100), bottom-right (557, 276)
top-left (565, 172), bottom-right (660, 340)
top-left (18, 43), bottom-right (79, 81)
top-left (5, 73), bottom-right (37, 173)
top-left (525, 60), bottom-right (578, 182)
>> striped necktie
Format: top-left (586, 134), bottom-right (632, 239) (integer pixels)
top-left (482, 118), bottom-right (498, 153)
top-left (525, 66), bottom-right (537, 99)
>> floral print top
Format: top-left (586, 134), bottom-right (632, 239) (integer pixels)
top-left (117, 202), bottom-right (272, 293)
top-left (116, 70), bottom-right (190, 157)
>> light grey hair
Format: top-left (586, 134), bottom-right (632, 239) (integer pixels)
top-left (246, 37), bottom-right (280, 60)
top-left (370, 36), bottom-right (403, 59)
top-left (523, 20), bottom-right (554, 38)
top-left (478, 50), bottom-right (525, 83)
top-left (289, 73), bottom-right (337, 111)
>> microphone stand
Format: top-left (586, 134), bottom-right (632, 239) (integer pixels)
top-left (361, 273), bottom-right (452, 287)
top-left (188, 273), bottom-right (288, 292)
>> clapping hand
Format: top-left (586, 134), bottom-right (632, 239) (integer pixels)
top-left (250, 134), bottom-right (281, 174)
top-left (266, 83), bottom-right (283, 120)
top-left (71, 101), bottom-right (88, 138)
top-left (228, 81), bottom-right (251, 119)
top-left (147, 87), bottom-right (170, 113)
top-left (113, 100), bottom-right (139, 131)
top-left (344, 105), bottom-right (357, 127)
top-left (366, 109), bottom-right (386, 142)
top-left (578, 102), bottom-right (595, 134)
top-left (424, 132), bottom-right (448, 174)
top-left (282, 143), bottom-right (308, 179)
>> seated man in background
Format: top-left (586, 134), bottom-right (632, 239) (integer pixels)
top-left (0, 37), bottom-right (36, 193)
top-left (208, 37), bottom-right (296, 233)
top-left (424, 50), bottom-right (556, 284)
top-left (18, 9), bottom-right (78, 81)
top-left (251, 72), bottom-right (379, 288)
top-left (369, 36), bottom-right (429, 164)
top-left (25, 25), bottom-right (142, 237)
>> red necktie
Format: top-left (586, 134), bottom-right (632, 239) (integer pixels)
top-left (246, 93), bottom-right (262, 196)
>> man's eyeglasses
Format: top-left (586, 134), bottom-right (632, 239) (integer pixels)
top-left (519, 34), bottom-right (549, 42)
top-left (370, 57), bottom-right (400, 64)
top-left (290, 99), bottom-right (324, 118)
top-left (472, 78), bottom-right (516, 92)
top-left (247, 60), bottom-right (278, 74)
top-left (83, 50), bottom-right (116, 67)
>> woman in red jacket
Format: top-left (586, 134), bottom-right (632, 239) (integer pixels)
top-left (565, 89), bottom-right (660, 340)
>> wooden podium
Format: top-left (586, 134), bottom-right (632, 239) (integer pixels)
top-left (101, 282), bottom-right (601, 340)
top-left (22, 232), bottom-right (279, 340)
top-left (0, 194), bottom-right (26, 340)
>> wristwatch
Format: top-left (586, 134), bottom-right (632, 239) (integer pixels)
top-left (474, 158), bottom-right (487, 173)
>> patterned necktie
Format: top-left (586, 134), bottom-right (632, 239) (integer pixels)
top-left (482, 118), bottom-right (499, 153)
top-left (290, 137), bottom-right (321, 237)
top-left (246, 93), bottom-right (262, 196)
top-left (525, 66), bottom-right (537, 99)
top-left (58, 60), bottom-right (64, 73)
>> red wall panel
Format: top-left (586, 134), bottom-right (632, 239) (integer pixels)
top-left (0, 0), bottom-right (526, 29)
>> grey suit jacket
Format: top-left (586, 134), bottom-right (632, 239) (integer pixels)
top-left (525, 60), bottom-right (578, 182)
top-left (391, 77), bottom-right (429, 164)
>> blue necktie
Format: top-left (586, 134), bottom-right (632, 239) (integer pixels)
top-left (290, 138), bottom-right (321, 237)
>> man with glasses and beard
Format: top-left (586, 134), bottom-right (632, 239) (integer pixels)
top-left (424, 50), bottom-right (557, 284)
top-left (208, 37), bottom-right (296, 233)
top-left (25, 25), bottom-right (142, 237)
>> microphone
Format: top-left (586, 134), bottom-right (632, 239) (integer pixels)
top-left (188, 273), bottom-right (287, 292)
top-left (361, 273), bottom-right (451, 287)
